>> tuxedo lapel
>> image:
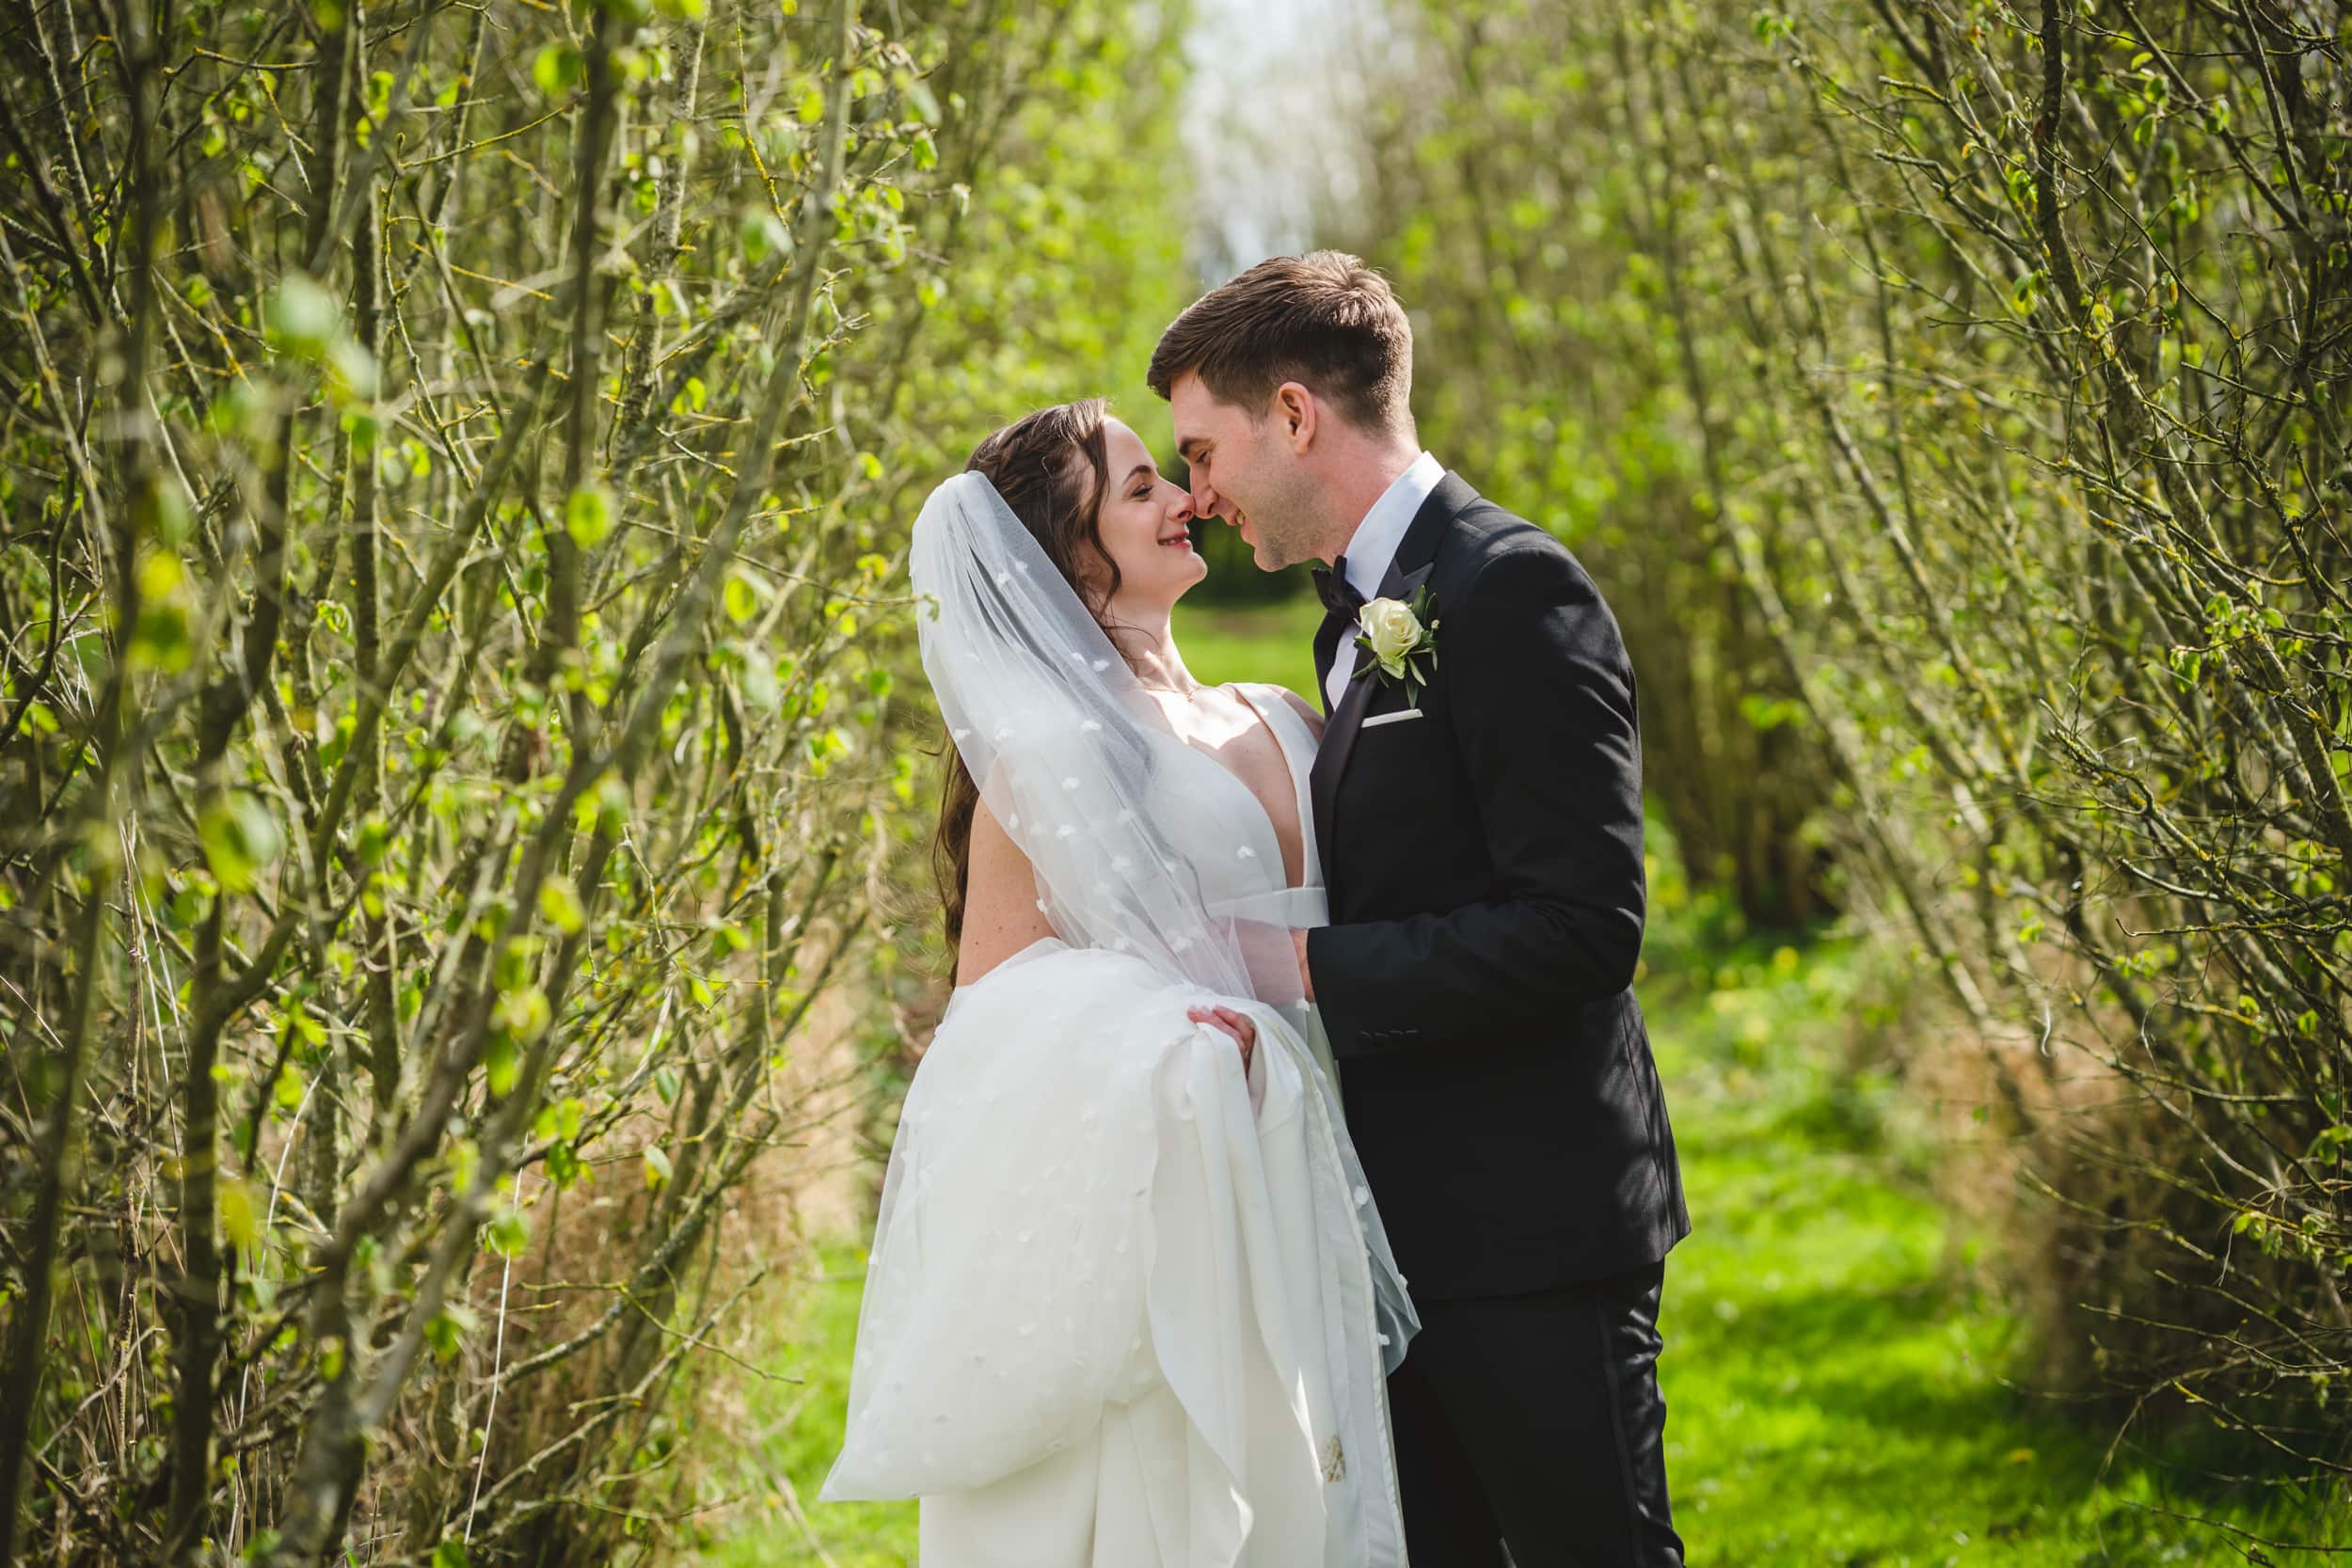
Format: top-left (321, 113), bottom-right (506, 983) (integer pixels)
top-left (1311, 604), bottom-right (1349, 719)
top-left (1310, 637), bottom-right (1378, 884)
top-left (1309, 472), bottom-right (1477, 891)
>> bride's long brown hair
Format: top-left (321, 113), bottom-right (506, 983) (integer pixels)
top-left (932, 400), bottom-right (1121, 958)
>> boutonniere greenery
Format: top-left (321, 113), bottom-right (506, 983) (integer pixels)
top-left (1350, 585), bottom-right (1440, 705)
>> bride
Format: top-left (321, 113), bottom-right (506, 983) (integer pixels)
top-left (820, 399), bottom-right (1417, 1566)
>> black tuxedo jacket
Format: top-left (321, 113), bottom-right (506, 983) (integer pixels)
top-left (1306, 472), bottom-right (1690, 1300)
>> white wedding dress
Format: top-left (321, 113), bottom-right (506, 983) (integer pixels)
top-left (820, 474), bottom-right (1415, 1568)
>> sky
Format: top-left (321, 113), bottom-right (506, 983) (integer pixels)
top-left (1177, 0), bottom-right (1408, 279)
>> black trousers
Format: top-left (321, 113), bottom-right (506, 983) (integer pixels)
top-left (1389, 1259), bottom-right (1683, 1568)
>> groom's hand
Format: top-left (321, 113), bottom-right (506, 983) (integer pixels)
top-left (1293, 927), bottom-right (1315, 1003)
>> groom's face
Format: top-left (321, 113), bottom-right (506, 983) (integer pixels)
top-left (1170, 372), bottom-right (1318, 572)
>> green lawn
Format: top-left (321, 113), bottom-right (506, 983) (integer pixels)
top-left (691, 602), bottom-right (2336, 1567)
top-left (695, 1238), bottom-right (920, 1568)
top-left (1637, 939), bottom-right (2329, 1562)
top-left (1171, 591), bottom-right (1327, 702)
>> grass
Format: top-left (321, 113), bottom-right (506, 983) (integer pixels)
top-left (691, 601), bottom-right (2338, 1567)
top-left (1170, 591), bottom-right (1327, 701)
top-left (1639, 936), bottom-right (2329, 1564)
top-left (694, 1239), bottom-right (919, 1568)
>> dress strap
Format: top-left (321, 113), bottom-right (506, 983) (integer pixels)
top-left (1208, 885), bottom-right (1330, 927)
top-left (1233, 682), bottom-right (1323, 893)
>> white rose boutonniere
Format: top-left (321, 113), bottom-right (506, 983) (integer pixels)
top-left (1350, 584), bottom-right (1440, 704)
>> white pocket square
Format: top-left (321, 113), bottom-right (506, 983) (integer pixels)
top-left (1360, 708), bottom-right (1423, 729)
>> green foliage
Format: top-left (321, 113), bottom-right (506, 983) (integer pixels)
top-left (0, 0), bottom-right (1184, 1563)
top-left (1350, 0), bottom-right (2350, 1519)
top-left (1339, 10), bottom-right (1837, 927)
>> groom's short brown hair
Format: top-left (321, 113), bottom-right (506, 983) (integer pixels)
top-left (1148, 251), bottom-right (1414, 435)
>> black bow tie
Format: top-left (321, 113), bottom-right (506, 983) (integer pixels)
top-left (1312, 557), bottom-right (1365, 618)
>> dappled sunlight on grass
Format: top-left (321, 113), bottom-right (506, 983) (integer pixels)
top-left (1653, 934), bottom-right (2328, 1565)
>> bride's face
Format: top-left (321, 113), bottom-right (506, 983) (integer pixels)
top-left (1085, 419), bottom-right (1204, 611)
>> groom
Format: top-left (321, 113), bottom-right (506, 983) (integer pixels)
top-left (1151, 253), bottom-right (1690, 1567)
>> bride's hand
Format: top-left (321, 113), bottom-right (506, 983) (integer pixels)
top-left (1186, 1004), bottom-right (1257, 1073)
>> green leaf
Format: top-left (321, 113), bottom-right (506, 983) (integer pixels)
top-left (423, 1306), bottom-right (476, 1362)
top-left (486, 1207), bottom-right (531, 1259)
top-left (538, 874), bottom-right (586, 935)
top-left (739, 647), bottom-right (779, 709)
top-left (739, 205), bottom-right (789, 264)
top-left (723, 573), bottom-right (758, 624)
top-left (326, 338), bottom-right (379, 404)
top-left (643, 1143), bottom-right (674, 1189)
top-left (199, 792), bottom-right (283, 895)
top-left (485, 1035), bottom-right (520, 1098)
top-left (219, 1178), bottom-right (263, 1254)
top-left (135, 477), bottom-right (193, 547)
top-left (128, 582), bottom-right (194, 675)
top-left (493, 985), bottom-right (549, 1048)
top-left (265, 273), bottom-right (340, 359)
top-left (564, 484), bottom-right (613, 549)
top-left (532, 44), bottom-right (583, 99)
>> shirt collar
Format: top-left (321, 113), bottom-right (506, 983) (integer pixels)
top-left (1342, 451), bottom-right (1443, 601)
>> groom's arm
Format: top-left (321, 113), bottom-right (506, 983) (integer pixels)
top-left (1305, 541), bottom-right (1645, 1056)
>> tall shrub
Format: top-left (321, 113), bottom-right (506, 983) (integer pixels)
top-left (1355, 0), bottom-right (2349, 1513)
top-left (0, 0), bottom-right (1156, 1561)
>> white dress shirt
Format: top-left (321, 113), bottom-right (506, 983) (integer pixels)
top-left (1324, 451), bottom-right (1444, 709)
